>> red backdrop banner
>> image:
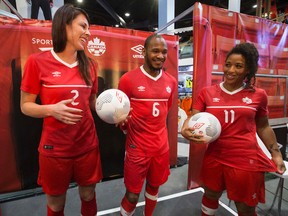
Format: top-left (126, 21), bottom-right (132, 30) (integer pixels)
top-left (0, 17), bottom-right (179, 193)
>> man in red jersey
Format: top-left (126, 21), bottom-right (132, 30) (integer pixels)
top-left (181, 43), bottom-right (286, 216)
top-left (118, 34), bottom-right (177, 216)
top-left (20, 4), bottom-right (102, 216)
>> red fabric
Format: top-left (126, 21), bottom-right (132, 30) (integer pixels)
top-left (118, 66), bottom-right (177, 157)
top-left (47, 206), bottom-right (64, 216)
top-left (0, 25), bottom-right (22, 193)
top-left (188, 2), bottom-right (288, 190)
top-left (192, 14), bottom-right (212, 102)
top-left (144, 184), bottom-right (159, 216)
top-left (38, 149), bottom-right (102, 195)
top-left (21, 50), bottom-right (99, 158)
top-left (144, 199), bottom-right (157, 216)
top-left (81, 193), bottom-right (97, 216)
top-left (202, 157), bottom-right (266, 206)
top-left (209, 5), bottom-right (238, 62)
top-left (188, 2), bottom-right (212, 189)
top-left (193, 85), bottom-right (276, 172)
top-left (124, 151), bottom-right (170, 193)
top-left (201, 194), bottom-right (219, 216)
top-left (0, 20), bottom-right (179, 194)
top-left (120, 196), bottom-right (137, 216)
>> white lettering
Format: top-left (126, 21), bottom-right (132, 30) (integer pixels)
top-left (133, 54), bottom-right (144, 59)
top-left (32, 38), bottom-right (53, 45)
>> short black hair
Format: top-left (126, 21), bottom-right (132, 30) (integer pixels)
top-left (144, 34), bottom-right (165, 49)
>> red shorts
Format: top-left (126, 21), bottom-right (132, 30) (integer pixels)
top-left (124, 151), bottom-right (170, 194)
top-left (38, 148), bottom-right (102, 195)
top-left (201, 156), bottom-right (265, 207)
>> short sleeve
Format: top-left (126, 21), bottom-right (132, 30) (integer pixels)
top-left (20, 55), bottom-right (41, 95)
top-left (118, 73), bottom-right (132, 98)
top-left (192, 87), bottom-right (207, 112)
top-left (256, 89), bottom-right (269, 118)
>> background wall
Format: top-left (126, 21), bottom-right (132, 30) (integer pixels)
top-left (0, 0), bottom-right (64, 20)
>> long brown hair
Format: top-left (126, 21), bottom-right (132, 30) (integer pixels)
top-left (52, 4), bottom-right (94, 85)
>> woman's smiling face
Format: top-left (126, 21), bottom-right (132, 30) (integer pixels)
top-left (66, 13), bottom-right (91, 51)
top-left (223, 53), bottom-right (248, 91)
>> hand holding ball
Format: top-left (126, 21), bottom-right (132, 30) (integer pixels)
top-left (188, 112), bottom-right (221, 143)
top-left (96, 89), bottom-right (130, 124)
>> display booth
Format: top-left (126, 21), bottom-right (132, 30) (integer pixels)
top-left (0, 17), bottom-right (179, 196)
top-left (186, 2), bottom-right (288, 189)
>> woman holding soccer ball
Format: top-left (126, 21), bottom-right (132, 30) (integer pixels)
top-left (181, 42), bottom-right (286, 216)
top-left (20, 4), bottom-right (102, 216)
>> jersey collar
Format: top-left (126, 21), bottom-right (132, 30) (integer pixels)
top-left (51, 50), bottom-right (78, 68)
top-left (220, 82), bottom-right (245, 95)
top-left (140, 65), bottom-right (162, 81)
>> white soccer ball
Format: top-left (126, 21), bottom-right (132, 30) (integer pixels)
top-left (188, 112), bottom-right (221, 144)
top-left (96, 89), bottom-right (130, 124)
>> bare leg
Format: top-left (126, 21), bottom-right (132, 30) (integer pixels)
top-left (46, 193), bottom-right (66, 212)
top-left (235, 202), bottom-right (256, 216)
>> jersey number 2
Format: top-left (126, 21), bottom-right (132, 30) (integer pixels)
top-left (71, 90), bottom-right (79, 106)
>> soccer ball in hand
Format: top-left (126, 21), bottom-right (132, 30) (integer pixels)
top-left (188, 112), bottom-right (221, 143)
top-left (96, 89), bottom-right (130, 124)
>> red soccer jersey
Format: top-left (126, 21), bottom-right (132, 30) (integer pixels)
top-left (118, 66), bottom-right (177, 157)
top-left (193, 83), bottom-right (276, 172)
top-left (21, 50), bottom-right (99, 157)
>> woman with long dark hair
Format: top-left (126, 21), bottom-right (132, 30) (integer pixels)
top-left (20, 4), bottom-right (102, 216)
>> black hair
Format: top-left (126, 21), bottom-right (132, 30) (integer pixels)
top-left (225, 42), bottom-right (259, 89)
top-left (144, 34), bottom-right (165, 49)
top-left (52, 4), bottom-right (94, 85)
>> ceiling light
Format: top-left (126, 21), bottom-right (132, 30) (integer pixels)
top-left (77, 0), bottom-right (83, 3)
top-left (125, 13), bottom-right (130, 17)
top-left (253, 4), bottom-right (257, 8)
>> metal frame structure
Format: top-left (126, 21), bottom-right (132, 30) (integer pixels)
top-left (0, 0), bottom-right (23, 21)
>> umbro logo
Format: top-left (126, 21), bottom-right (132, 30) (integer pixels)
top-left (52, 71), bottom-right (61, 77)
top-left (131, 45), bottom-right (144, 59)
top-left (213, 98), bottom-right (220, 102)
top-left (131, 45), bottom-right (144, 55)
top-left (138, 86), bottom-right (145, 91)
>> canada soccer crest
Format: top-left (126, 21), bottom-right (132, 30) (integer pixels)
top-left (87, 37), bottom-right (106, 56)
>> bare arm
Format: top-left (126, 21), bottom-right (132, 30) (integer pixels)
top-left (20, 91), bottom-right (83, 125)
top-left (256, 115), bottom-right (286, 174)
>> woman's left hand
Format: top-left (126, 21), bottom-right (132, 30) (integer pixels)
top-left (272, 155), bottom-right (286, 174)
top-left (181, 126), bottom-right (206, 144)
